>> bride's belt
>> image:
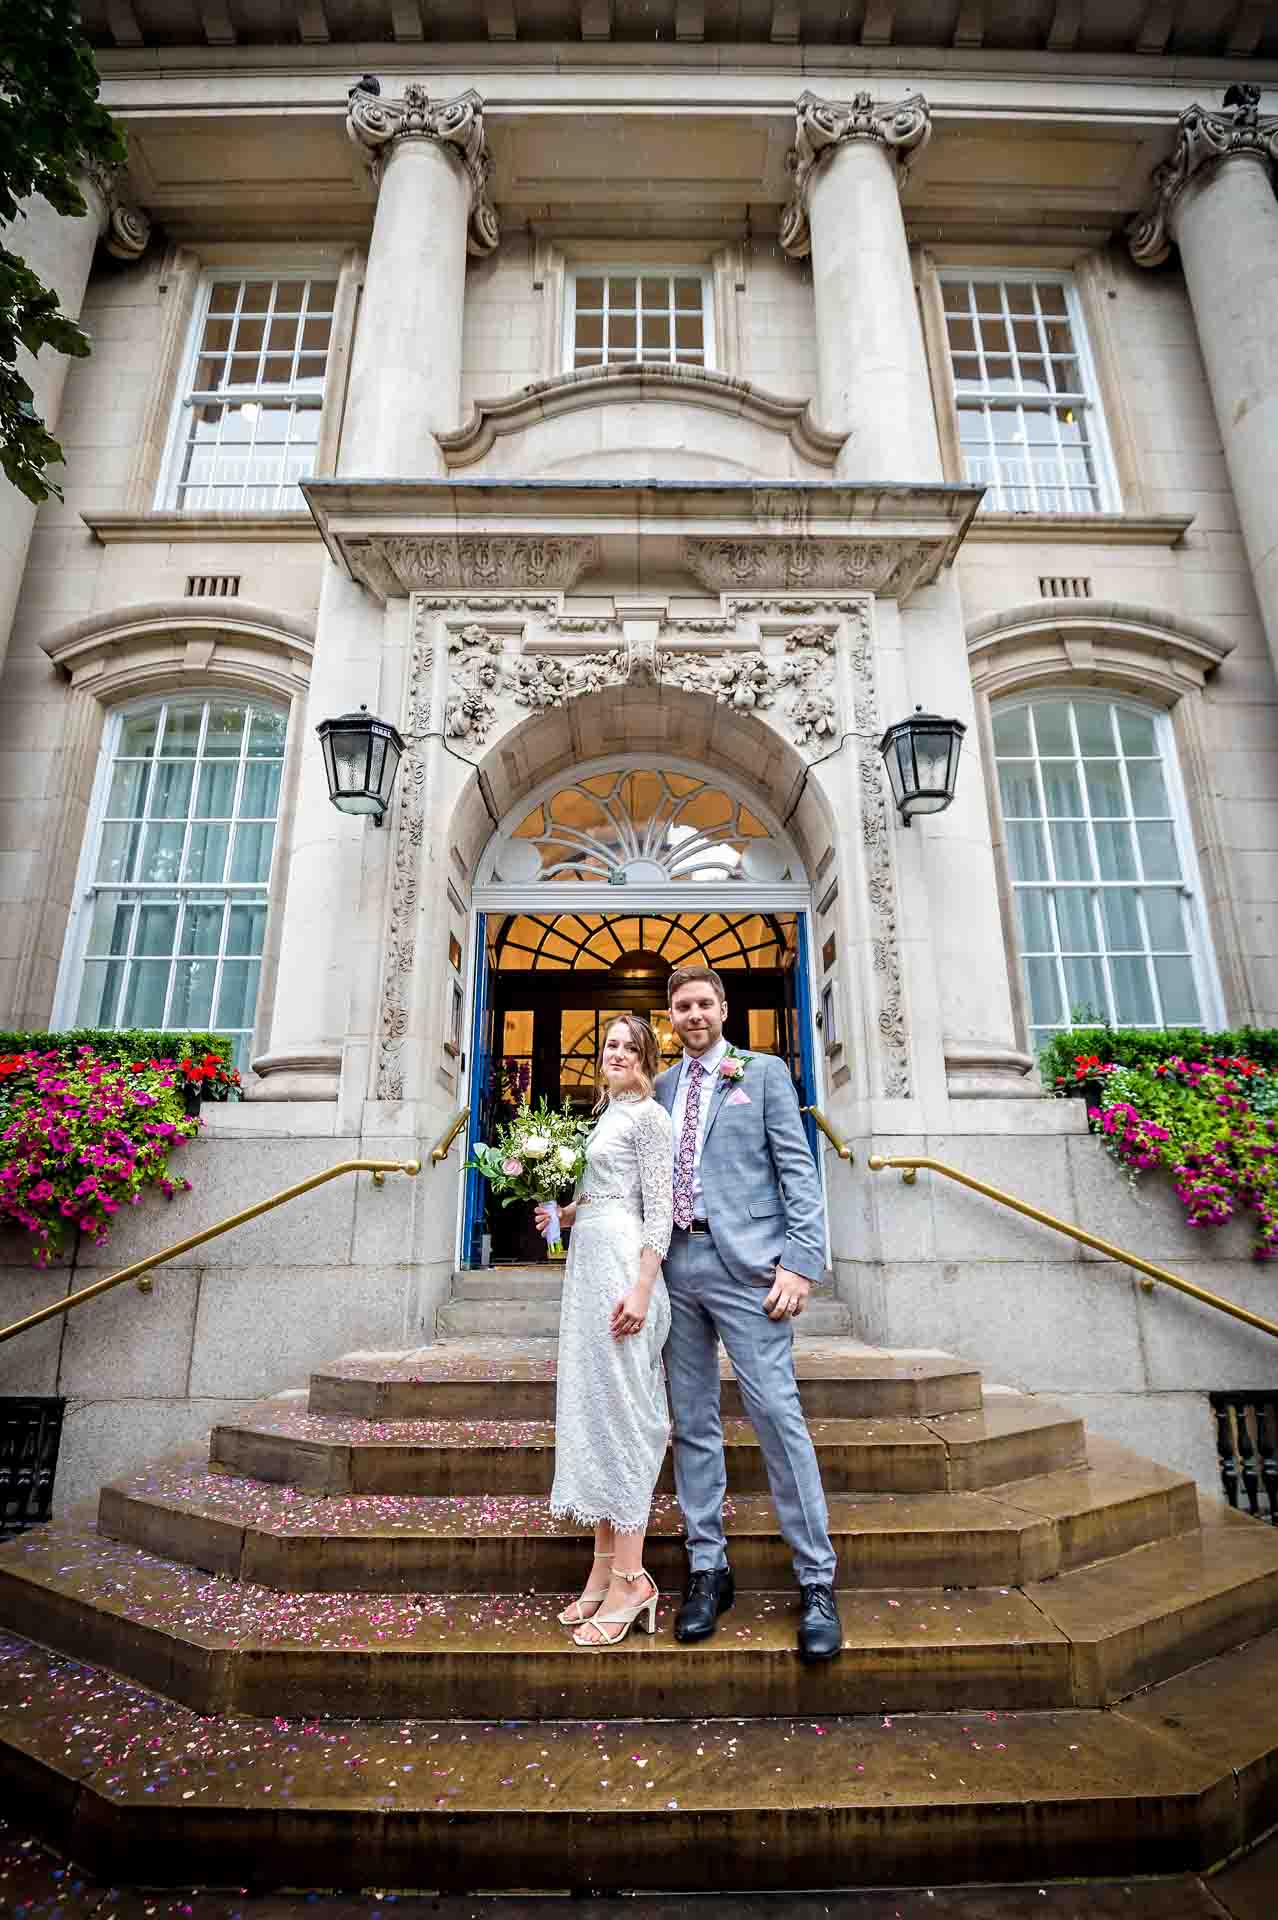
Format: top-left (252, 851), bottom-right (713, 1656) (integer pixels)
top-left (577, 1190), bottom-right (642, 1215)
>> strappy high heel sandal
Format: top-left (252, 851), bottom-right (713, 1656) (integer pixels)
top-left (572, 1569), bottom-right (658, 1648)
top-left (558, 1552), bottom-right (614, 1625)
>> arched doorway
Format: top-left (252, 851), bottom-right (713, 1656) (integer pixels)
top-left (463, 757), bottom-right (819, 1265)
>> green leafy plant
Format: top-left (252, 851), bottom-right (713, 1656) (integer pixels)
top-left (1047, 1029), bottom-right (1278, 1260)
top-left (1, 0), bottom-right (128, 502)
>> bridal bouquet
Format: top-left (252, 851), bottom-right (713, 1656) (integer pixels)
top-left (467, 1098), bottom-right (590, 1256)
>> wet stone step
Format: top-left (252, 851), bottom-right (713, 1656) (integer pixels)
top-left (208, 1395), bottom-right (1086, 1498)
top-left (95, 1449), bottom-right (1198, 1594)
top-left (309, 1340), bottom-right (984, 1423)
top-left (2, 1621), bottom-right (1272, 1894)
top-left (7, 1518), bottom-right (1278, 1722)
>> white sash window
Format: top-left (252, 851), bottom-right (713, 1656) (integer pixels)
top-left (566, 270), bottom-right (712, 372)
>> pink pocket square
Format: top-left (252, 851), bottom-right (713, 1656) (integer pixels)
top-left (727, 1088), bottom-right (752, 1106)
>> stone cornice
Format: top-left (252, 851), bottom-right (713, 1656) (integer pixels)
top-left (967, 596), bottom-right (1233, 699)
top-left (963, 512), bottom-right (1194, 547)
top-left (300, 478), bottom-right (984, 604)
top-left (40, 598), bottom-right (315, 700)
top-left (346, 80), bottom-right (499, 256)
top-left (780, 88), bottom-right (931, 259)
top-left (436, 364), bottom-right (847, 471)
top-left (82, 510), bottom-right (320, 543)
top-left (1128, 85), bottom-right (1278, 268)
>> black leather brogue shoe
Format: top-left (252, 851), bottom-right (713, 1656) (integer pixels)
top-left (674, 1567), bottom-right (735, 1643)
top-left (797, 1583), bottom-right (843, 1663)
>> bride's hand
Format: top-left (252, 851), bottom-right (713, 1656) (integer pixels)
top-left (610, 1282), bottom-right (652, 1340)
top-left (534, 1200), bottom-right (576, 1233)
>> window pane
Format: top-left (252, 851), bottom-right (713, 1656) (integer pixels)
top-left (1031, 703), bottom-right (1073, 755)
top-left (227, 902), bottom-right (268, 953)
top-left (1128, 761), bottom-right (1169, 815)
top-left (95, 822), bottom-right (142, 884)
top-left (184, 822), bottom-right (230, 884)
top-left (160, 706), bottom-right (204, 757)
top-left (122, 959), bottom-right (170, 1028)
top-left (1008, 821), bottom-right (1048, 881)
top-left (1118, 708), bottom-right (1158, 756)
top-left (1137, 821), bottom-right (1181, 881)
top-left (216, 958), bottom-right (261, 1030)
top-left (1100, 889), bottom-right (1144, 950)
top-left (205, 704), bottom-right (247, 756)
top-left (1063, 955), bottom-right (1107, 1025)
top-left (992, 706), bottom-right (1031, 755)
top-left (1154, 956), bottom-right (1201, 1023)
top-left (1054, 889), bottom-right (1097, 951)
top-left (1144, 890), bottom-right (1186, 950)
top-left (1050, 820), bottom-right (1093, 882)
top-left (180, 901), bottom-right (225, 955)
top-left (1041, 761), bottom-right (1083, 816)
top-left (1015, 888), bottom-right (1054, 951)
top-left (229, 822), bottom-right (275, 884)
top-left (135, 901), bottom-right (178, 956)
top-left (1095, 822), bottom-right (1137, 880)
top-left (1111, 955), bottom-right (1156, 1025)
top-left (998, 763), bottom-right (1039, 817)
top-left (119, 711), bottom-right (160, 757)
top-left (77, 959), bottom-right (123, 1027)
top-left (106, 761), bottom-right (148, 818)
top-left (248, 707), bottom-right (288, 758)
top-left (1084, 762), bottom-right (1125, 818)
top-left (139, 822), bottom-right (184, 884)
top-left (240, 760), bottom-right (282, 818)
top-left (1025, 956), bottom-right (1061, 1026)
top-left (1073, 704), bottom-right (1115, 755)
top-left (149, 762), bottom-right (195, 820)
top-left (86, 893), bottom-right (134, 955)
top-left (197, 761), bottom-right (239, 818)
top-left (169, 959), bottom-right (216, 1028)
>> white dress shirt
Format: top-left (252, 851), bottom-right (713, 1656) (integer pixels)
top-left (671, 1036), bottom-right (729, 1219)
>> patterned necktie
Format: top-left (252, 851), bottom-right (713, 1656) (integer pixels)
top-left (673, 1058), bottom-right (706, 1229)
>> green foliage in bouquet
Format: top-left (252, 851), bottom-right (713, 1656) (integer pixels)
top-left (466, 1097), bottom-right (591, 1208)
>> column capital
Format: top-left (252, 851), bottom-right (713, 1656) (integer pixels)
top-left (780, 89), bottom-right (931, 260)
top-left (346, 80), bottom-right (500, 257)
top-left (81, 161), bottom-right (152, 261)
top-left (1128, 84), bottom-right (1278, 269)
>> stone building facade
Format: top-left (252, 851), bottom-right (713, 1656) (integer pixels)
top-left (2, 6), bottom-right (1277, 1504)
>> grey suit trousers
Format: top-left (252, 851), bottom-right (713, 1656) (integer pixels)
top-left (663, 1225), bottom-right (837, 1588)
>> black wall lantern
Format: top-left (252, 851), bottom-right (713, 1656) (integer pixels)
top-left (316, 706), bottom-right (404, 824)
top-left (879, 706), bottom-right (966, 826)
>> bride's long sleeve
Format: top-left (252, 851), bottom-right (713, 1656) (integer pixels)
top-left (634, 1103), bottom-right (674, 1260)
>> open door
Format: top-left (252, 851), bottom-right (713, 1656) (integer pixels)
top-left (461, 914), bottom-right (495, 1268)
top-left (785, 912), bottom-right (820, 1159)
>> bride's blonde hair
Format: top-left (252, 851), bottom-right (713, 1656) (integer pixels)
top-left (594, 1014), bottom-right (662, 1110)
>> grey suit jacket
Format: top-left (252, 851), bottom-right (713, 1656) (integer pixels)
top-left (655, 1050), bottom-right (826, 1286)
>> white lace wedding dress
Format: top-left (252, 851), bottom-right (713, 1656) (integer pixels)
top-left (549, 1091), bottom-right (674, 1535)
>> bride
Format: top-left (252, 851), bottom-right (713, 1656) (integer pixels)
top-left (535, 1014), bottom-right (674, 1648)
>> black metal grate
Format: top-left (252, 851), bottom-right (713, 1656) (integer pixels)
top-left (0, 1398), bottom-right (65, 1535)
top-left (1210, 1391), bottom-right (1278, 1524)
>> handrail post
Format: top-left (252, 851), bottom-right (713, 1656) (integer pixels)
top-left (803, 1106), bottom-right (854, 1163)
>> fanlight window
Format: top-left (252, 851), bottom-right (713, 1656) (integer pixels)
top-left (493, 770), bottom-right (792, 886)
top-left (493, 911), bottom-right (796, 972)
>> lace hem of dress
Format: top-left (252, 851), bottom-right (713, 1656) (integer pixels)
top-left (549, 1498), bottom-right (653, 1535)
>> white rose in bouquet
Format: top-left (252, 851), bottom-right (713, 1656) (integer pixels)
top-left (555, 1144), bottom-right (578, 1172)
top-left (522, 1133), bottom-right (550, 1158)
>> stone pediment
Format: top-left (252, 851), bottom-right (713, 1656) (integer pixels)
top-left (436, 365), bottom-right (845, 481)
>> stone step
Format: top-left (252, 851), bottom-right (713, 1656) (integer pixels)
top-left (96, 1443), bottom-right (1198, 1594)
top-left (309, 1339), bottom-right (983, 1422)
top-left (4, 1507), bottom-right (1275, 1723)
top-left (436, 1296), bottom-right (855, 1338)
top-left (4, 1618), bottom-right (1277, 1892)
top-left (208, 1393), bottom-right (1086, 1497)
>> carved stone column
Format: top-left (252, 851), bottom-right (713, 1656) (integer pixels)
top-left (781, 90), bottom-right (938, 484)
top-left (0, 169), bottom-right (149, 669)
top-left (254, 85), bottom-right (498, 1103)
top-left (1129, 86), bottom-right (1278, 680)
top-left (343, 81), bottom-right (499, 476)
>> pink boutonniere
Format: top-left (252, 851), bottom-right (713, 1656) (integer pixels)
top-left (719, 1049), bottom-right (750, 1082)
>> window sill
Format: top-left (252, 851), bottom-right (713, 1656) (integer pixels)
top-left (964, 512), bottom-right (1194, 547)
top-left (83, 510), bottom-right (321, 544)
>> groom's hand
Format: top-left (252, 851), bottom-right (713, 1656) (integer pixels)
top-left (763, 1265), bottom-right (811, 1320)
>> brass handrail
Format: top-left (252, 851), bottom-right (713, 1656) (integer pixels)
top-left (867, 1153), bottom-right (1278, 1342)
top-left (0, 1158), bottom-right (421, 1348)
top-left (805, 1107), bottom-right (854, 1163)
top-left (430, 1108), bottom-right (469, 1165)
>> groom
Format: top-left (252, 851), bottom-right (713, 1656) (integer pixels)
top-left (656, 964), bottom-right (843, 1663)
